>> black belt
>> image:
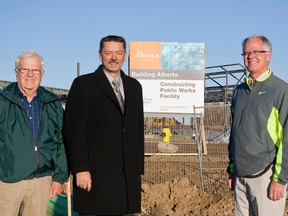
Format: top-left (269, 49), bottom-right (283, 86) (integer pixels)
top-left (243, 161), bottom-right (274, 179)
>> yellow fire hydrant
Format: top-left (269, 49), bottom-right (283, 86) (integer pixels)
top-left (162, 127), bottom-right (172, 143)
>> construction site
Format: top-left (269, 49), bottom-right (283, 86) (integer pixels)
top-left (1, 64), bottom-right (257, 215)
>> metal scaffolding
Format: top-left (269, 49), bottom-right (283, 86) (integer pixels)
top-left (205, 63), bottom-right (247, 104)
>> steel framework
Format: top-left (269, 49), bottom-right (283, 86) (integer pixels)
top-left (1, 63), bottom-right (247, 104)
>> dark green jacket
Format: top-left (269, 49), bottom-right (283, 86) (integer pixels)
top-left (0, 83), bottom-right (68, 183)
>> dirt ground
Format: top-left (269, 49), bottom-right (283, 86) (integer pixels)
top-left (141, 176), bottom-right (234, 216)
top-left (141, 165), bottom-right (288, 216)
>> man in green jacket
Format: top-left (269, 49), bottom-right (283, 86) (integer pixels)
top-left (0, 50), bottom-right (68, 216)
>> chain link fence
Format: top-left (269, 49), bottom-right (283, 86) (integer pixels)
top-left (194, 103), bottom-right (231, 195)
top-left (142, 103), bottom-right (231, 196)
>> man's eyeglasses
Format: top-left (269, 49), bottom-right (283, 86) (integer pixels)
top-left (16, 68), bottom-right (43, 75)
top-left (241, 50), bottom-right (269, 57)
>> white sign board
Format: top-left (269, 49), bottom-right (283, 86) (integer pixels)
top-left (129, 42), bottom-right (205, 115)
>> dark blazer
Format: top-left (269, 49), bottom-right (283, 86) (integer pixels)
top-left (64, 65), bottom-right (144, 215)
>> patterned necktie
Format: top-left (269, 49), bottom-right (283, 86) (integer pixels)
top-left (112, 79), bottom-right (125, 113)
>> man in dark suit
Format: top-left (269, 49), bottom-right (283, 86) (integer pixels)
top-left (64, 35), bottom-right (144, 216)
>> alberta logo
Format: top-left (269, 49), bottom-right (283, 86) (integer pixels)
top-left (129, 42), bottom-right (161, 69)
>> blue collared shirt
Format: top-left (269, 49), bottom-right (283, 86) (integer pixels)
top-left (19, 89), bottom-right (41, 144)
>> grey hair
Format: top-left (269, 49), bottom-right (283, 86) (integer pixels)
top-left (242, 34), bottom-right (272, 53)
top-left (15, 50), bottom-right (44, 71)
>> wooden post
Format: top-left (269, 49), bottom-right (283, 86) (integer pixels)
top-left (67, 175), bottom-right (72, 216)
top-left (201, 115), bottom-right (207, 155)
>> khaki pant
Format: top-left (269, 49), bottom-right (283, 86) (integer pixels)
top-left (0, 176), bottom-right (52, 216)
top-left (234, 167), bottom-right (286, 216)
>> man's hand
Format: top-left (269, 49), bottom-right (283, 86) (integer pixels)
top-left (228, 173), bottom-right (235, 191)
top-left (50, 181), bottom-right (63, 199)
top-left (76, 171), bottom-right (92, 192)
top-left (269, 180), bottom-right (285, 201)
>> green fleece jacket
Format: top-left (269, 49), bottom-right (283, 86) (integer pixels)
top-left (0, 83), bottom-right (68, 183)
top-left (228, 70), bottom-right (288, 185)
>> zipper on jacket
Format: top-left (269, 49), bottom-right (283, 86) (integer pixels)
top-left (34, 103), bottom-right (44, 177)
top-left (34, 145), bottom-right (40, 177)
